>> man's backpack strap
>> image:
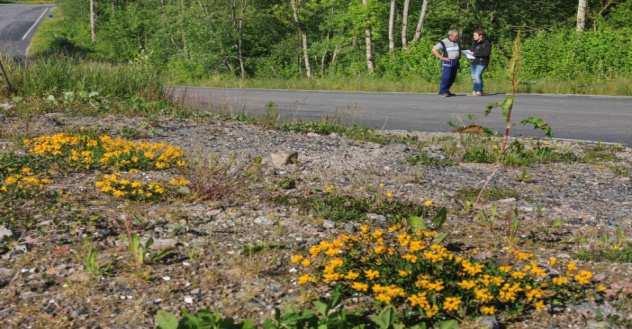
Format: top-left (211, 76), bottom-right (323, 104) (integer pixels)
top-left (439, 40), bottom-right (448, 57)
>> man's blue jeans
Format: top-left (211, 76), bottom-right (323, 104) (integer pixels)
top-left (439, 59), bottom-right (459, 94)
top-left (471, 64), bottom-right (487, 93)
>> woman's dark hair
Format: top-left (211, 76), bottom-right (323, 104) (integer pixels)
top-left (473, 28), bottom-right (486, 36)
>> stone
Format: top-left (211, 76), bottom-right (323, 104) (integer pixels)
top-left (367, 213), bottom-right (386, 224)
top-left (269, 151), bottom-right (299, 168)
top-left (150, 238), bottom-right (178, 251)
top-left (585, 320), bottom-right (609, 329)
top-left (254, 216), bottom-right (274, 226)
top-left (0, 226), bottom-right (12, 240)
top-left (0, 267), bottom-right (12, 288)
top-left (322, 220), bottom-right (335, 229)
top-left (474, 316), bottom-right (500, 329)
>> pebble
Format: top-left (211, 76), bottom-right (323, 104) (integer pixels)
top-left (254, 216), bottom-right (274, 225)
top-left (184, 296), bottom-right (194, 304)
top-left (0, 226), bottom-right (12, 240)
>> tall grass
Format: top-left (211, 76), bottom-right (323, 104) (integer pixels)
top-left (1, 55), bottom-right (163, 99)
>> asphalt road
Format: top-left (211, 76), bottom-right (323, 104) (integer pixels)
top-left (0, 4), bottom-right (52, 56)
top-left (171, 87), bottom-right (632, 145)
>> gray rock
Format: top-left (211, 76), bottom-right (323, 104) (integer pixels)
top-left (585, 320), bottom-right (609, 329)
top-left (322, 220), bottom-right (336, 229)
top-left (367, 213), bottom-right (386, 224)
top-left (254, 216), bottom-right (274, 226)
top-left (0, 268), bottom-right (12, 288)
top-left (343, 222), bottom-right (356, 233)
top-left (150, 238), bottom-right (178, 251)
top-left (475, 316), bottom-right (500, 329)
top-left (269, 151), bottom-right (299, 168)
top-left (0, 226), bottom-right (12, 240)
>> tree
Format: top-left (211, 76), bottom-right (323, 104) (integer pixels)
top-left (290, 0), bottom-right (312, 78)
top-left (401, 0), bottom-right (411, 48)
top-left (412, 0), bottom-right (429, 43)
top-left (577, 0), bottom-right (588, 31)
top-left (90, 0), bottom-right (96, 42)
top-left (362, 0), bottom-right (374, 73)
top-left (388, 0), bottom-right (396, 52)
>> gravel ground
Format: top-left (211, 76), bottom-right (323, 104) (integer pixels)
top-left (0, 113), bottom-right (630, 328)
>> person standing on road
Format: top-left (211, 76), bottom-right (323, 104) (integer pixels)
top-left (432, 30), bottom-right (461, 97)
top-left (469, 28), bottom-right (491, 96)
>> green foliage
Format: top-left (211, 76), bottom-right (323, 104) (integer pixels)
top-left (521, 117), bottom-right (553, 138)
top-left (30, 0), bottom-right (632, 94)
top-left (156, 309), bottom-right (255, 329)
top-left (272, 192), bottom-right (439, 223)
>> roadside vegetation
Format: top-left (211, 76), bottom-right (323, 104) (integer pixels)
top-left (23, 0), bottom-right (632, 96)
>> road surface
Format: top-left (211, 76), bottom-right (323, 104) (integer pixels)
top-left (0, 4), bottom-right (52, 57)
top-left (171, 87), bottom-right (632, 145)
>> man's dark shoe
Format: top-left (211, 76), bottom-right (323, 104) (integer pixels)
top-left (446, 92), bottom-right (456, 97)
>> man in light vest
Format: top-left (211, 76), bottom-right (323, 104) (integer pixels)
top-left (431, 30), bottom-right (461, 97)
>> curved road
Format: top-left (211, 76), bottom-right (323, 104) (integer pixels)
top-left (171, 87), bottom-right (632, 145)
top-left (0, 4), bottom-right (52, 57)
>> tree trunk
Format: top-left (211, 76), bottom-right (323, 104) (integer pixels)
top-left (90, 0), bottom-right (96, 43)
top-left (232, 0), bottom-right (247, 79)
top-left (362, 0), bottom-right (374, 73)
top-left (576, 0), bottom-right (587, 31)
top-left (413, 0), bottom-right (429, 43)
top-left (401, 0), bottom-right (410, 48)
top-left (290, 0), bottom-right (312, 78)
top-left (388, 0), bottom-right (396, 52)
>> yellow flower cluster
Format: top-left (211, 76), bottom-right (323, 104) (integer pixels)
top-left (95, 173), bottom-right (186, 200)
top-left (25, 133), bottom-right (186, 171)
top-left (293, 224), bottom-right (605, 321)
top-left (0, 166), bottom-right (51, 195)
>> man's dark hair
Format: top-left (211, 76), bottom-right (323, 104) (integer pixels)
top-left (473, 28), bottom-right (486, 36)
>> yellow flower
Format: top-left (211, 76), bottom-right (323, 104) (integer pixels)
top-left (458, 280), bottom-right (476, 290)
top-left (510, 271), bottom-right (526, 280)
top-left (552, 276), bottom-right (569, 286)
top-left (474, 287), bottom-right (493, 303)
top-left (566, 261), bottom-right (577, 272)
top-left (548, 257), bottom-right (558, 266)
top-left (298, 274), bottom-right (315, 285)
top-left (290, 255), bottom-right (303, 264)
top-left (480, 305), bottom-right (496, 315)
top-left (574, 270), bottom-right (593, 285)
top-left (301, 259), bottom-right (311, 267)
top-left (408, 293), bottom-right (429, 308)
top-left (365, 269), bottom-right (380, 280)
top-left (423, 199), bottom-right (433, 207)
top-left (351, 282), bottom-right (369, 292)
top-left (443, 297), bottom-right (461, 312)
top-left (345, 271), bottom-right (360, 280)
top-left (499, 265), bottom-right (512, 273)
top-left (534, 300), bottom-right (546, 311)
top-left (423, 304), bottom-right (439, 318)
top-left (514, 250), bottom-right (533, 261)
top-left (596, 284), bottom-right (607, 293)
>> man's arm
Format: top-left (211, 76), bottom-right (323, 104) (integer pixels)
top-left (432, 47), bottom-right (448, 61)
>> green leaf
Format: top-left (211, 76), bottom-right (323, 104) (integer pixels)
top-left (409, 215), bottom-right (427, 230)
top-left (431, 207), bottom-right (447, 229)
top-left (313, 300), bottom-right (329, 316)
top-left (369, 306), bottom-right (395, 329)
top-left (433, 232), bottom-right (448, 244)
top-left (155, 310), bottom-right (178, 329)
top-left (437, 319), bottom-right (459, 329)
top-left (241, 320), bottom-right (256, 329)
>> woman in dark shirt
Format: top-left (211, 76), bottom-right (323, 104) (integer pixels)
top-left (470, 28), bottom-right (491, 96)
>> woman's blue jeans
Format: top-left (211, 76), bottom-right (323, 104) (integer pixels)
top-left (471, 64), bottom-right (487, 93)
